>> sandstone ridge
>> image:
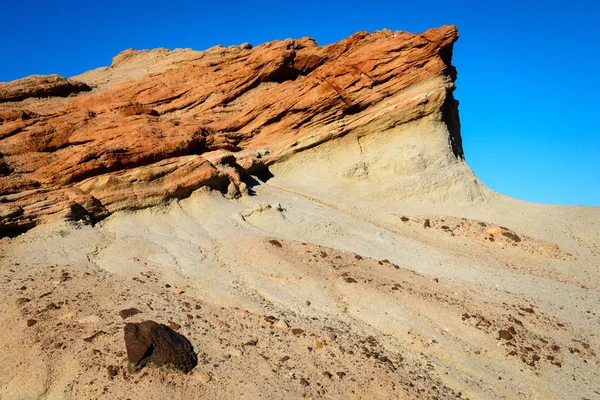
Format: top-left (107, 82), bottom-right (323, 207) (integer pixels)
top-left (0, 26), bottom-right (466, 235)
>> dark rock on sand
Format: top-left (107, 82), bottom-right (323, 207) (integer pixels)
top-left (124, 320), bottom-right (198, 373)
top-left (119, 307), bottom-right (142, 320)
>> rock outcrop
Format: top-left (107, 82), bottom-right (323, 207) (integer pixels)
top-left (0, 74), bottom-right (91, 103)
top-left (0, 26), bottom-right (461, 235)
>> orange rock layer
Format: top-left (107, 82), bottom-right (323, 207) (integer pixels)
top-left (0, 25), bottom-right (460, 235)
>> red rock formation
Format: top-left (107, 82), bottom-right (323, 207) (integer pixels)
top-left (0, 25), bottom-right (460, 235)
top-left (0, 74), bottom-right (91, 103)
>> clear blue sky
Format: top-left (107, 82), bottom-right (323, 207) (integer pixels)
top-left (1, 1), bottom-right (598, 206)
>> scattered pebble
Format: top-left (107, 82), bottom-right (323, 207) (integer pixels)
top-left (119, 308), bottom-right (142, 320)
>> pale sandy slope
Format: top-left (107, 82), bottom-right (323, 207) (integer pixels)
top-left (1, 112), bottom-right (599, 400)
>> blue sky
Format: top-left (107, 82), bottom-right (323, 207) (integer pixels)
top-left (1, 0), bottom-right (598, 206)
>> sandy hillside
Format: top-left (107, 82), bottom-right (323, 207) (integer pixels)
top-left (1, 26), bottom-right (599, 399)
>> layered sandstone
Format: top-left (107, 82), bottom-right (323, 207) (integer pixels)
top-left (0, 26), bottom-right (461, 235)
top-left (0, 74), bottom-right (91, 103)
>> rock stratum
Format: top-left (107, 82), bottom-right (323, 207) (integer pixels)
top-left (0, 25), bottom-right (463, 235)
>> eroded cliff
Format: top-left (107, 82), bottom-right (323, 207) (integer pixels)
top-left (0, 26), bottom-right (466, 235)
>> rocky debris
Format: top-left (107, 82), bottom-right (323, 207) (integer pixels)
top-left (0, 236), bottom-right (593, 399)
top-left (0, 74), bottom-right (91, 103)
top-left (119, 308), bottom-right (142, 320)
top-left (461, 308), bottom-right (578, 369)
top-left (123, 320), bottom-right (197, 373)
top-left (0, 25), bottom-right (460, 235)
top-left (398, 215), bottom-right (566, 259)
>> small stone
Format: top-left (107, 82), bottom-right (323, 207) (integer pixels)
top-left (326, 332), bottom-right (337, 341)
top-left (193, 370), bottom-right (212, 384)
top-left (498, 330), bottom-right (514, 341)
top-left (300, 378), bottom-right (309, 387)
top-left (83, 331), bottom-right (106, 343)
top-left (423, 219), bottom-right (431, 228)
top-left (279, 355), bottom-right (290, 362)
top-left (291, 328), bottom-right (304, 335)
top-left (16, 297), bottom-right (30, 307)
top-left (27, 319), bottom-right (37, 327)
top-left (274, 320), bottom-right (289, 330)
top-left (354, 254), bottom-right (363, 260)
top-left (107, 365), bottom-right (119, 378)
top-left (501, 231), bottom-right (521, 242)
top-left (168, 321), bottom-right (181, 331)
top-left (305, 301), bottom-right (311, 306)
top-left (315, 341), bottom-right (323, 349)
top-left (268, 239), bottom-right (282, 248)
top-left (344, 277), bottom-right (358, 283)
top-left (174, 288), bottom-right (185, 295)
top-left (119, 308), bottom-right (142, 320)
top-left (400, 216), bottom-right (409, 222)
